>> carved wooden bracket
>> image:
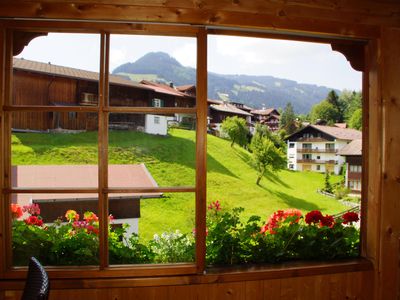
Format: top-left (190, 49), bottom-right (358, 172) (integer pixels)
top-left (13, 31), bottom-right (48, 56)
top-left (331, 42), bottom-right (366, 72)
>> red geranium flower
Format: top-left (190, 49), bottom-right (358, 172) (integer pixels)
top-left (342, 212), bottom-right (359, 224)
top-left (24, 216), bottom-right (43, 227)
top-left (207, 200), bottom-right (221, 211)
top-left (11, 204), bottom-right (23, 219)
top-left (320, 214), bottom-right (335, 228)
top-left (305, 210), bottom-right (324, 225)
top-left (86, 225), bottom-right (99, 235)
top-left (261, 208), bottom-right (303, 234)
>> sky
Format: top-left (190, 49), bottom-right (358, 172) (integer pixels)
top-left (16, 33), bottom-right (361, 91)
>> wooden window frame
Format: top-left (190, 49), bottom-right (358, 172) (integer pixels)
top-left (0, 20), bottom-right (369, 280)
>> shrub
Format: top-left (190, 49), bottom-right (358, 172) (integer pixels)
top-left (11, 202), bottom-right (360, 266)
top-left (150, 230), bottom-right (195, 263)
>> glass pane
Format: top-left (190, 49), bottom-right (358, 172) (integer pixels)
top-left (206, 35), bottom-right (362, 265)
top-left (11, 111), bottom-right (98, 188)
top-left (14, 33), bottom-right (100, 106)
top-left (109, 35), bottom-right (196, 107)
top-left (108, 192), bottom-right (195, 265)
top-left (11, 193), bottom-right (99, 266)
top-left (108, 113), bottom-right (196, 187)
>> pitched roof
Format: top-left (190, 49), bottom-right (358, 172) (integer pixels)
top-left (12, 164), bottom-right (161, 206)
top-left (338, 139), bottom-right (362, 156)
top-left (13, 58), bottom-right (153, 91)
top-left (176, 84), bottom-right (195, 92)
top-left (210, 103), bottom-right (253, 116)
top-left (251, 108), bottom-right (279, 116)
top-left (207, 99), bottom-right (223, 105)
top-left (140, 80), bottom-right (192, 97)
top-left (311, 125), bottom-right (362, 140)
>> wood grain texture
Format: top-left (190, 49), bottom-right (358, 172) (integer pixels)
top-left (3, 31), bottom-right (13, 272)
top-left (195, 28), bottom-right (207, 274)
top-left (378, 27), bottom-right (400, 300)
top-left (98, 32), bottom-right (109, 269)
top-left (0, 0), bottom-right (399, 27)
top-left (0, 28), bottom-right (5, 277)
top-left (0, 3), bottom-right (383, 38)
top-left (3, 271), bottom-right (371, 299)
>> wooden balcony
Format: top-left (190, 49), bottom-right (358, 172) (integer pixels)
top-left (297, 159), bottom-right (338, 164)
top-left (295, 137), bottom-right (329, 142)
top-left (297, 148), bottom-right (337, 153)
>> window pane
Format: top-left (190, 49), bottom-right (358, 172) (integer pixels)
top-left (14, 33), bottom-right (100, 106)
top-left (11, 111), bottom-right (98, 188)
top-left (11, 193), bottom-right (100, 266)
top-left (206, 35), bottom-right (361, 266)
top-left (108, 192), bottom-right (195, 265)
top-left (109, 35), bottom-right (196, 108)
top-left (108, 113), bottom-right (196, 187)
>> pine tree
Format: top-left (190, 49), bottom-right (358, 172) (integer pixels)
top-left (279, 102), bottom-right (297, 134)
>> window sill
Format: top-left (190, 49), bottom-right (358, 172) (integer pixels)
top-left (0, 258), bottom-right (373, 290)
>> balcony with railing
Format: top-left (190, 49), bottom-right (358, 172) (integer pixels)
top-left (297, 148), bottom-right (337, 153)
top-left (297, 159), bottom-right (338, 164)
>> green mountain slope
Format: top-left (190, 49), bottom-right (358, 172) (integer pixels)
top-left (112, 52), bottom-right (338, 114)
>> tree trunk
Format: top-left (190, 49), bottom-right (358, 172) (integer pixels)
top-left (256, 168), bottom-right (266, 185)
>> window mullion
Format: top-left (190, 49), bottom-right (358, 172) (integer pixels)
top-left (3, 30), bottom-right (14, 271)
top-left (98, 32), bottom-right (110, 270)
top-left (195, 28), bottom-right (207, 273)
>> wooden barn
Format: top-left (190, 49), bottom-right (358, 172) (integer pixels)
top-left (1, 1), bottom-right (400, 300)
top-left (12, 58), bottom-right (195, 131)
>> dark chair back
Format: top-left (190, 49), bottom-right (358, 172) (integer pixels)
top-left (21, 257), bottom-right (50, 300)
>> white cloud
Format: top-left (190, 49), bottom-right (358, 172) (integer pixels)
top-left (172, 43), bottom-right (196, 67)
top-left (110, 48), bottom-right (128, 71)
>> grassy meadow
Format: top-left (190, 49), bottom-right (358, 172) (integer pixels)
top-left (12, 129), bottom-right (346, 240)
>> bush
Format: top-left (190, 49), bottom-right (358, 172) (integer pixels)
top-left (11, 202), bottom-right (359, 266)
top-left (150, 230), bottom-right (195, 263)
top-left (205, 202), bottom-right (359, 265)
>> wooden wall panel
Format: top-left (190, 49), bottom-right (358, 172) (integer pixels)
top-left (377, 27), bottom-right (400, 300)
top-left (2, 271), bottom-right (373, 300)
top-left (13, 71), bottom-right (50, 106)
top-left (0, 1), bottom-right (392, 38)
top-left (48, 77), bottom-right (77, 105)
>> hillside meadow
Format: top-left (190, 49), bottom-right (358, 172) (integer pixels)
top-left (11, 129), bottom-right (346, 240)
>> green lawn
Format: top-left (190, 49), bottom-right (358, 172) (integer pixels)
top-left (12, 129), bottom-right (346, 240)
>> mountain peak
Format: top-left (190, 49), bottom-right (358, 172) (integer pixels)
top-left (112, 52), bottom-right (336, 114)
top-left (137, 52), bottom-right (182, 67)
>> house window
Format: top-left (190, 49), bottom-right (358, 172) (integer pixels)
top-left (68, 111), bottom-right (77, 120)
top-left (349, 180), bottom-right (362, 191)
top-left (289, 164), bottom-right (294, 169)
top-left (316, 165), bottom-right (321, 170)
top-left (302, 154), bottom-right (312, 160)
top-left (302, 143), bottom-right (312, 149)
top-left (325, 143), bottom-right (335, 150)
top-left (154, 116), bottom-right (160, 124)
top-left (289, 142), bottom-right (295, 148)
top-left (350, 165), bottom-right (362, 173)
top-left (152, 98), bottom-right (164, 107)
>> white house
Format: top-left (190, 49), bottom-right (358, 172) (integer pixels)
top-left (286, 124), bottom-right (362, 175)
